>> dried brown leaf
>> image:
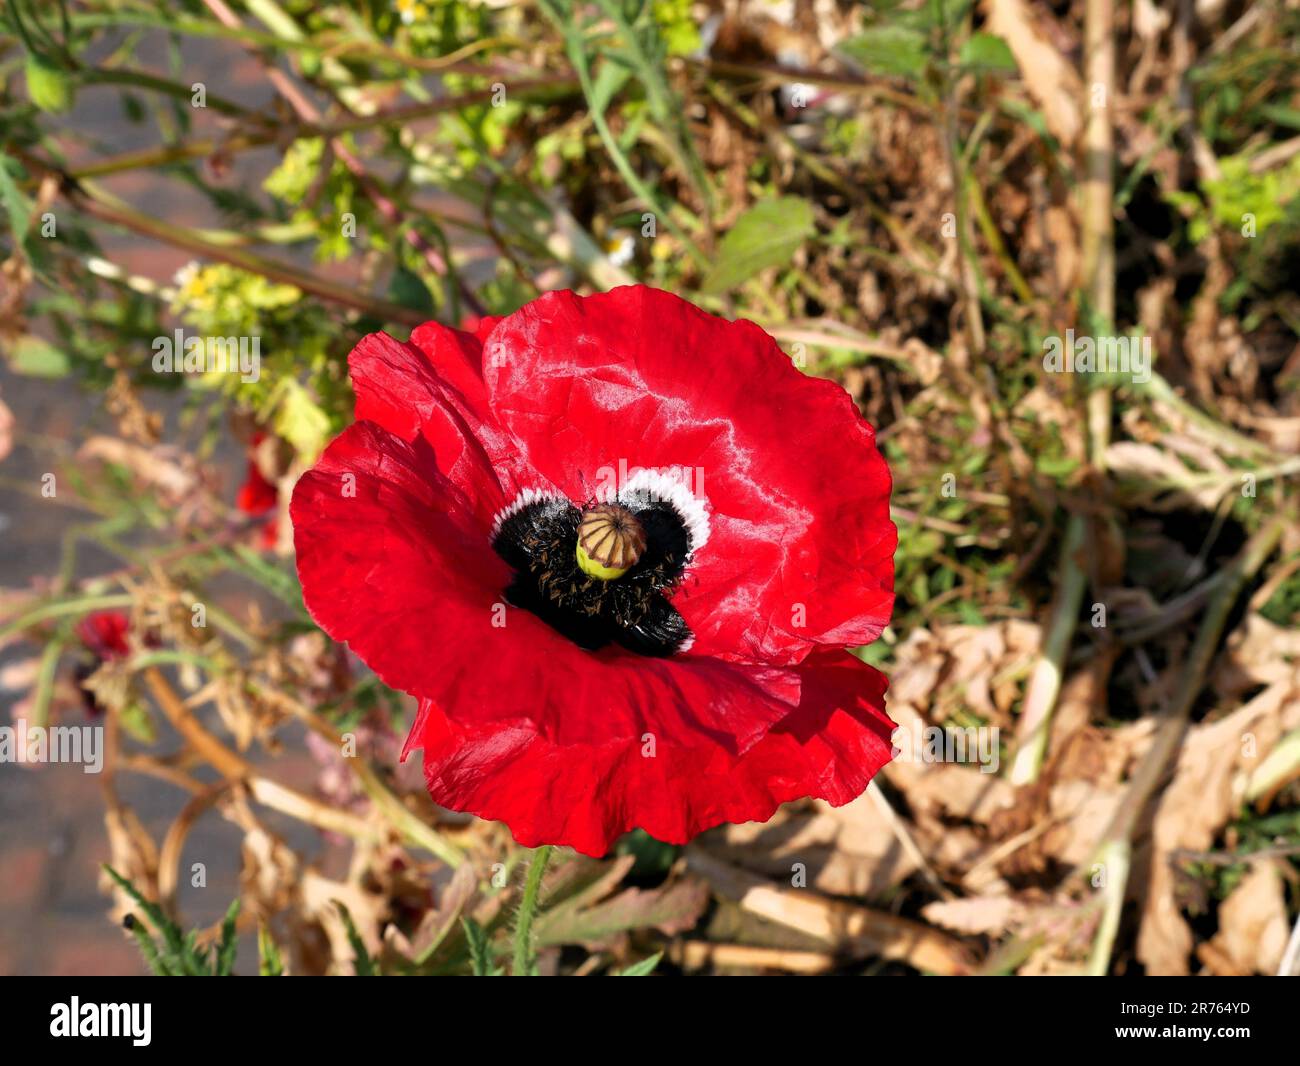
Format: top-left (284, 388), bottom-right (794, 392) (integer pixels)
top-left (1199, 859), bottom-right (1290, 975)
top-left (982, 0), bottom-right (1083, 146)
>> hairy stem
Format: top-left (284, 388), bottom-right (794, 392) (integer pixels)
top-left (512, 845), bottom-right (554, 975)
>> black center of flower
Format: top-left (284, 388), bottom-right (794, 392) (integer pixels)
top-left (491, 490), bottom-right (693, 656)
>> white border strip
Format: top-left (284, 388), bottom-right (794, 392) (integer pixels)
top-left (599, 468), bottom-right (711, 558)
top-left (489, 487), bottom-right (567, 540)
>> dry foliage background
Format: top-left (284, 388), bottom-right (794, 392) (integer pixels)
top-left (1, 0), bottom-right (1299, 975)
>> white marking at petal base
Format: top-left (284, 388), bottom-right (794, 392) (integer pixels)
top-left (601, 467), bottom-right (711, 559)
top-left (489, 487), bottom-right (567, 540)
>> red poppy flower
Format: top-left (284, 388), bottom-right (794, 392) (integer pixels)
top-left (237, 459), bottom-right (277, 515)
top-left (76, 611), bottom-right (131, 661)
top-left (74, 610), bottom-right (132, 716)
top-left (291, 286), bottom-right (896, 856)
top-left (237, 431), bottom-right (280, 549)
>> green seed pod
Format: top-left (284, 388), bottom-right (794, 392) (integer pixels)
top-left (576, 504), bottom-right (646, 581)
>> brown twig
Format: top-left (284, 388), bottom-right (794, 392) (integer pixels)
top-left (13, 155), bottom-right (428, 327)
top-left (201, 0), bottom-right (489, 315)
top-left (1081, 0), bottom-right (1116, 464)
top-left (685, 847), bottom-right (973, 976)
top-left (141, 667), bottom-right (381, 843)
top-left (669, 941), bottom-right (838, 974)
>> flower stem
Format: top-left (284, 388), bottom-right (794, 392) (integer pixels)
top-left (511, 845), bottom-right (554, 976)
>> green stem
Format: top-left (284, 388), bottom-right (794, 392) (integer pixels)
top-left (82, 67), bottom-right (254, 118)
top-left (27, 162), bottom-right (426, 326)
top-left (1008, 513), bottom-right (1088, 785)
top-left (1085, 838), bottom-right (1129, 976)
top-left (537, 0), bottom-right (706, 267)
top-left (0, 592), bottom-right (135, 643)
top-left (67, 79), bottom-right (571, 180)
top-left (511, 845), bottom-right (554, 975)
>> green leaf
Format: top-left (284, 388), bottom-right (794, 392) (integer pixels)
top-left (104, 865), bottom-right (182, 955)
top-left (123, 914), bottom-right (170, 976)
top-left (28, 638), bottom-right (62, 730)
top-left (121, 92), bottom-right (146, 123)
top-left (333, 900), bottom-right (376, 976)
top-left (220, 546), bottom-right (308, 612)
top-left (614, 951), bottom-right (662, 976)
top-left (614, 829), bottom-right (679, 878)
top-left (387, 266), bottom-right (435, 316)
top-left (997, 98), bottom-right (1058, 151)
top-left (0, 156), bottom-right (33, 253)
top-left (1035, 453), bottom-right (1079, 479)
top-left (700, 197), bottom-right (815, 295)
top-left (838, 26), bottom-right (929, 80)
top-left (462, 917), bottom-right (497, 976)
top-left (1259, 104), bottom-right (1300, 132)
top-left (117, 701), bottom-right (157, 744)
top-left (104, 865), bottom-right (222, 976)
top-left (9, 336), bottom-right (70, 378)
top-left (213, 898), bottom-right (241, 975)
top-left (272, 379), bottom-right (330, 461)
top-left (613, 826), bottom-right (681, 878)
top-left (590, 57), bottom-right (632, 115)
top-left (258, 924), bottom-right (284, 976)
top-left (25, 53), bottom-right (75, 114)
top-left (959, 32), bottom-right (1017, 74)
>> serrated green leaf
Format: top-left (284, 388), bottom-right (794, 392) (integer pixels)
top-left (462, 917), bottom-right (497, 976)
top-left (333, 900), bottom-right (376, 976)
top-left (103, 864), bottom-right (222, 976)
top-left (124, 914), bottom-right (171, 976)
top-left (838, 26), bottom-right (929, 80)
top-left (700, 197), bottom-right (815, 295)
top-left (258, 924), bottom-right (284, 976)
top-left (213, 898), bottom-right (241, 975)
top-left (104, 865), bottom-right (182, 953)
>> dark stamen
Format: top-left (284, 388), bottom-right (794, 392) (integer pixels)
top-left (491, 492), bottom-right (693, 656)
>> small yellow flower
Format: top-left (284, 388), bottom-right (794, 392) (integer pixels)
top-left (396, 0), bottom-right (429, 24)
top-left (172, 261), bottom-right (206, 300)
